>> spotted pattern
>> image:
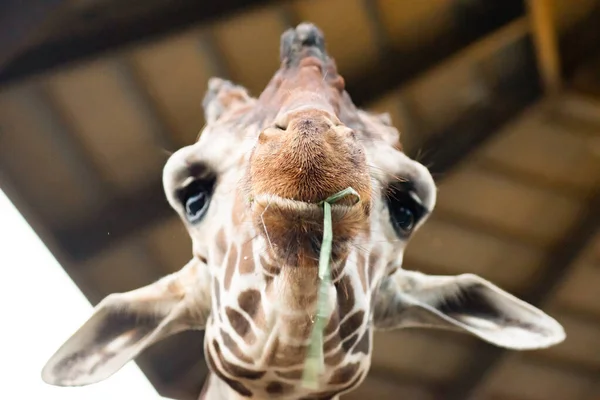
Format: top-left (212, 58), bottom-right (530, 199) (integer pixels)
top-left (329, 362), bottom-right (360, 385)
top-left (238, 239), bottom-right (255, 274)
top-left (205, 340), bottom-right (253, 397)
top-left (226, 306), bottom-right (256, 345)
top-left (238, 289), bottom-right (265, 329)
top-left (223, 245), bottom-right (238, 290)
top-left (352, 330), bottom-right (371, 355)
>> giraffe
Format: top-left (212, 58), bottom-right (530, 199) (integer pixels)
top-left (41, 23), bottom-right (565, 399)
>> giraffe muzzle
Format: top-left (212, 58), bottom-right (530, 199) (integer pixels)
top-left (251, 108), bottom-right (371, 206)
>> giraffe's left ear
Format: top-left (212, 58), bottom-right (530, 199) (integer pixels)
top-left (41, 258), bottom-right (211, 387)
top-left (373, 270), bottom-right (566, 350)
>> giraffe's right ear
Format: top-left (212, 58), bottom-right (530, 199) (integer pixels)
top-left (41, 258), bottom-right (211, 387)
top-left (373, 270), bottom-right (565, 350)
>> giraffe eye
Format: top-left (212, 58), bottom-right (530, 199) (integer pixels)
top-left (386, 182), bottom-right (426, 237)
top-left (391, 205), bottom-right (414, 232)
top-left (178, 179), bottom-right (213, 224)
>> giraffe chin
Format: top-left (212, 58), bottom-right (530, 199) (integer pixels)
top-left (251, 193), bottom-right (368, 270)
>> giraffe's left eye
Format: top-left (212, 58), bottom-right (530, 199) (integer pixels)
top-left (178, 179), bottom-right (214, 224)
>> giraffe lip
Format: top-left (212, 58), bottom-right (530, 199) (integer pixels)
top-left (252, 193), bottom-right (358, 213)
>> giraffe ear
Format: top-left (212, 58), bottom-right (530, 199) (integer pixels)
top-left (202, 77), bottom-right (255, 124)
top-left (374, 270), bottom-right (565, 350)
top-left (41, 259), bottom-right (210, 387)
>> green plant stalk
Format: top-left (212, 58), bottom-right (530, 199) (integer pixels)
top-left (301, 187), bottom-right (360, 390)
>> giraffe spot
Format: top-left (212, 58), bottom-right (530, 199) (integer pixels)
top-left (265, 274), bottom-right (274, 287)
top-left (324, 346), bottom-right (344, 366)
top-left (205, 340), bottom-right (253, 397)
top-left (356, 253), bottom-right (367, 293)
top-left (275, 368), bottom-right (304, 380)
top-left (239, 239), bottom-right (255, 274)
top-left (367, 250), bottom-right (380, 288)
top-left (341, 332), bottom-right (359, 353)
top-left (386, 264), bottom-right (398, 277)
top-left (224, 377), bottom-right (253, 397)
top-left (339, 310), bottom-right (364, 342)
top-left (323, 332), bottom-right (340, 353)
top-left (224, 245), bottom-right (238, 290)
top-left (347, 371), bottom-right (365, 391)
top-left (226, 307), bottom-right (256, 345)
top-left (265, 381), bottom-right (293, 395)
top-left (238, 289), bottom-right (266, 330)
top-left (267, 338), bottom-right (307, 368)
top-left (232, 193), bottom-right (246, 226)
top-left (335, 275), bottom-right (355, 318)
top-left (212, 340), bottom-right (266, 380)
top-left (328, 362), bottom-right (360, 385)
top-left (324, 307), bottom-right (340, 336)
top-left (221, 329), bottom-right (253, 364)
top-left (216, 229), bottom-right (227, 254)
top-left (352, 330), bottom-right (371, 355)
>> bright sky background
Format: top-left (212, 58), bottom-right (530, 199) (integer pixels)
top-left (0, 189), bottom-right (171, 400)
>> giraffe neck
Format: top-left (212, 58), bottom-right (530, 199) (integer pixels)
top-left (204, 233), bottom-right (374, 399)
top-left (199, 372), bottom-right (343, 400)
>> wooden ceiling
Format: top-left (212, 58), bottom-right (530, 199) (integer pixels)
top-left (1, 1), bottom-right (599, 399)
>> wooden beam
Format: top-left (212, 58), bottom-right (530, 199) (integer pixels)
top-left (347, 0), bottom-right (524, 107)
top-left (526, 0), bottom-right (562, 96)
top-left (416, 32), bottom-right (540, 176)
top-left (559, 2), bottom-right (600, 78)
top-left (0, 0), bottom-right (276, 86)
top-left (0, 0), bottom-right (69, 70)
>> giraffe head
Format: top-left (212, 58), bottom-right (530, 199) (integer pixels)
top-left (42, 23), bottom-right (565, 398)
top-left (162, 23), bottom-right (434, 282)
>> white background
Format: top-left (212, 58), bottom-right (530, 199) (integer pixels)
top-left (0, 189), bottom-right (170, 400)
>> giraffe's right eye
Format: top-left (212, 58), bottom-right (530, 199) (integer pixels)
top-left (385, 181), bottom-right (427, 238)
top-left (178, 179), bottom-right (214, 224)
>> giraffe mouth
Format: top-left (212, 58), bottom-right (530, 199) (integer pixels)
top-left (253, 193), bottom-right (361, 216)
top-left (251, 193), bottom-right (369, 269)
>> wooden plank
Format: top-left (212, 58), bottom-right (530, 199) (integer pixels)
top-left (0, 0), bottom-right (276, 86)
top-left (526, 0), bottom-right (562, 96)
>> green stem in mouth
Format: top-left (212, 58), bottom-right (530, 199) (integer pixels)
top-left (301, 187), bottom-right (360, 390)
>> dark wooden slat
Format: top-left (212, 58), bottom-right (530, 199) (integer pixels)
top-left (559, 2), bottom-right (600, 79)
top-left (348, 0), bottom-right (525, 107)
top-left (415, 37), bottom-right (540, 178)
top-left (0, 0), bottom-right (68, 69)
top-left (0, 0), bottom-right (275, 86)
